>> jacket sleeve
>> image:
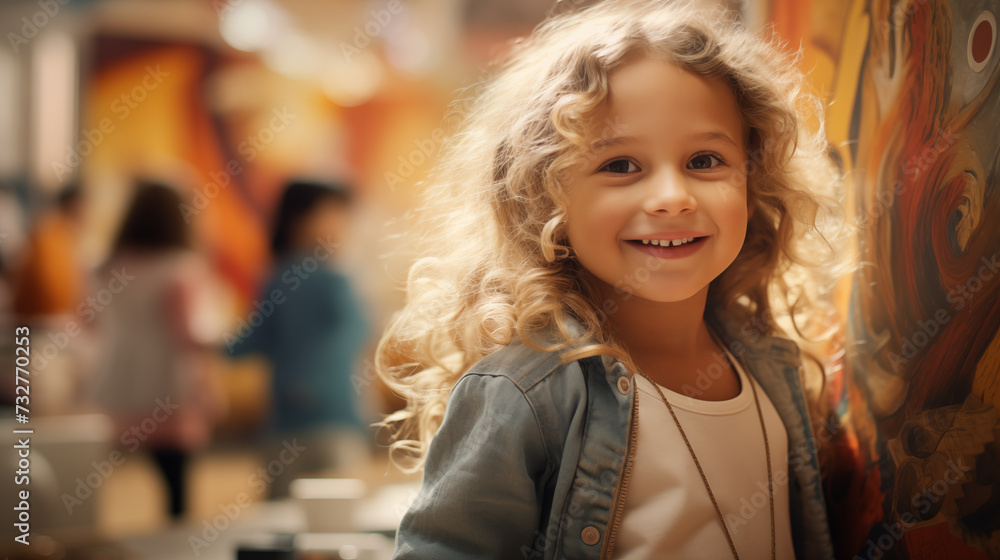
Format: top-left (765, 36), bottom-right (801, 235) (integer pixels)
top-left (393, 372), bottom-right (551, 559)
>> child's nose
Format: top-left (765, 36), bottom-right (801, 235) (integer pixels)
top-left (643, 168), bottom-right (697, 215)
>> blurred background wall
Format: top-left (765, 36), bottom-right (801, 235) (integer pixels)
top-left (0, 0), bottom-right (997, 558)
top-left (753, 0), bottom-right (1000, 558)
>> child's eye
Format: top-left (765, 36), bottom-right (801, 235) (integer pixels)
top-left (688, 153), bottom-right (726, 170)
top-left (599, 158), bottom-right (640, 174)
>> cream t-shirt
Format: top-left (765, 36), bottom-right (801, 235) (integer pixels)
top-left (613, 346), bottom-right (795, 560)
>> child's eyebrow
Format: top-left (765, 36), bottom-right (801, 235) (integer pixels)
top-left (693, 130), bottom-right (741, 148)
top-left (591, 135), bottom-right (643, 150)
top-left (590, 130), bottom-right (741, 151)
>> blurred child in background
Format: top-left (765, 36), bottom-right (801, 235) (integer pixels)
top-left (228, 178), bottom-right (373, 498)
top-left (90, 179), bottom-right (227, 521)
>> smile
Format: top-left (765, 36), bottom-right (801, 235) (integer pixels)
top-left (625, 236), bottom-right (708, 258)
top-left (636, 237), bottom-right (700, 247)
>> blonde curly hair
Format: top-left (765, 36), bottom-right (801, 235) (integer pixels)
top-left (374, 0), bottom-right (847, 473)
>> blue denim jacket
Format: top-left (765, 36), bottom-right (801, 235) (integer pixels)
top-left (393, 310), bottom-right (835, 560)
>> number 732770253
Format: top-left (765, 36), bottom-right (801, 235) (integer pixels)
top-left (14, 326), bottom-right (31, 424)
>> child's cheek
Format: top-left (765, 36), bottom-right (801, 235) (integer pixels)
top-left (710, 174), bottom-right (748, 206)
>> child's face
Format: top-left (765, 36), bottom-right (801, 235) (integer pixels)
top-left (564, 55), bottom-right (749, 305)
top-left (295, 198), bottom-right (351, 250)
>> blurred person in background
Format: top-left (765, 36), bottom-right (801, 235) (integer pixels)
top-left (227, 178), bottom-right (373, 499)
top-left (89, 179), bottom-right (227, 521)
top-left (9, 181), bottom-right (91, 413)
top-left (11, 181), bottom-right (85, 322)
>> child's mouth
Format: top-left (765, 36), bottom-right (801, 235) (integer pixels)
top-left (625, 236), bottom-right (708, 258)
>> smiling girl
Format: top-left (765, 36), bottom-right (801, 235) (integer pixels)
top-left (375, 1), bottom-right (845, 558)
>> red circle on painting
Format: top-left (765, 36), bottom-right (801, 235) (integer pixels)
top-left (972, 19), bottom-right (993, 63)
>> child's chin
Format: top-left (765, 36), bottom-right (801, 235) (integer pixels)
top-left (631, 285), bottom-right (707, 305)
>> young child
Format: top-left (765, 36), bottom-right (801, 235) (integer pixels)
top-left (227, 179), bottom-right (373, 497)
top-left (375, 1), bottom-right (844, 558)
top-left (92, 179), bottom-right (227, 520)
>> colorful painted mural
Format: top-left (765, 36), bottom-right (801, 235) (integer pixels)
top-left (762, 0), bottom-right (1000, 558)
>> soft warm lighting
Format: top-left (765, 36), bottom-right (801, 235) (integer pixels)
top-left (219, 0), bottom-right (288, 52)
top-left (321, 50), bottom-right (383, 107)
top-left (386, 25), bottom-right (432, 73)
top-left (263, 32), bottom-right (323, 80)
top-left (289, 478), bottom-right (366, 499)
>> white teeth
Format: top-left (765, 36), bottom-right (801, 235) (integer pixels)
top-left (641, 237), bottom-right (696, 246)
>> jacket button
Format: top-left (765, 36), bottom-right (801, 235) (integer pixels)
top-left (617, 376), bottom-right (631, 394)
top-left (581, 526), bottom-right (601, 545)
